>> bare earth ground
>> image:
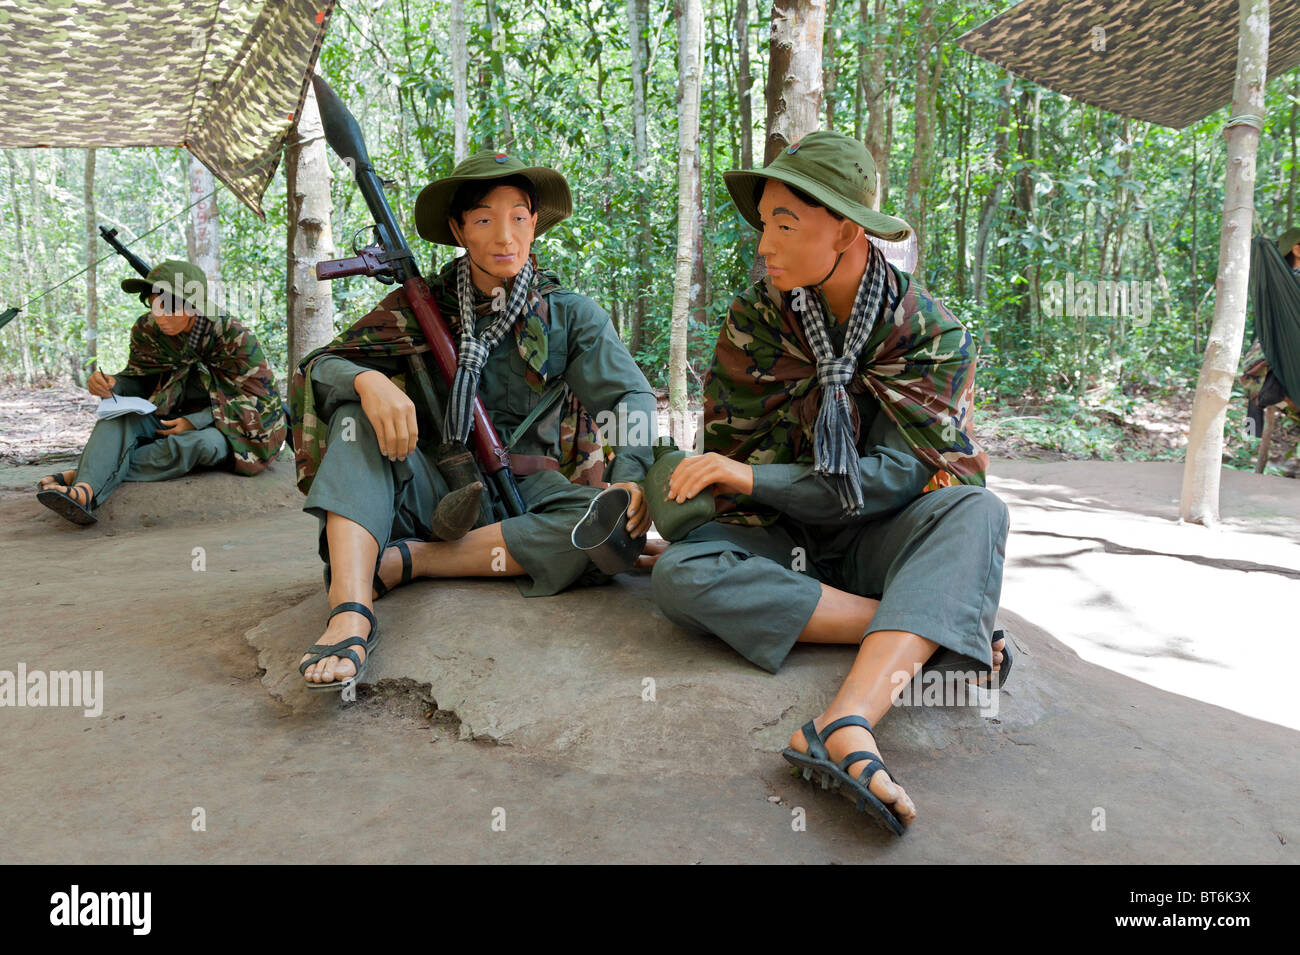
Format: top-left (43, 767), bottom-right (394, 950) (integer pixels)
top-left (0, 387), bottom-right (1297, 863)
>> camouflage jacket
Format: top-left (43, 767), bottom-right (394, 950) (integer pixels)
top-left (120, 311), bottom-right (286, 475)
top-left (289, 258), bottom-right (610, 496)
top-left (1240, 341), bottom-right (1298, 409)
top-left (703, 264), bottom-right (988, 525)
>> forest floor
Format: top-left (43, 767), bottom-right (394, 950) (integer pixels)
top-left (1, 382), bottom-right (1297, 862)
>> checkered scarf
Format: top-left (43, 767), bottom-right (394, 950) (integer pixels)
top-left (794, 243), bottom-right (888, 513)
top-left (444, 253), bottom-right (535, 444)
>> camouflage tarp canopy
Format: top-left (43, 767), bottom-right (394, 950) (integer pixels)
top-left (0, 0), bottom-right (335, 216)
top-left (957, 1), bottom-right (1300, 129)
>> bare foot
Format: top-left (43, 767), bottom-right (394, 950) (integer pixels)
top-left (52, 481), bottom-right (94, 508)
top-left (634, 537), bottom-right (669, 569)
top-left (299, 608), bottom-right (374, 687)
top-left (787, 715), bottom-right (917, 828)
top-left (38, 469), bottom-right (76, 490)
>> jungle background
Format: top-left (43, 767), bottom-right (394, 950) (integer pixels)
top-left (1, 0), bottom-right (1296, 473)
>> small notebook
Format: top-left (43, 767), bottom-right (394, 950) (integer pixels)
top-left (96, 396), bottom-right (157, 420)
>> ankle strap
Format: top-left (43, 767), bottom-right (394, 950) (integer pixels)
top-left (329, 601), bottom-right (376, 627)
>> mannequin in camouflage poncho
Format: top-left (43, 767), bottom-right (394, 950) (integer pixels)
top-left (649, 132), bottom-right (1011, 835)
top-left (36, 259), bottom-right (286, 526)
top-left (290, 152), bottom-right (659, 692)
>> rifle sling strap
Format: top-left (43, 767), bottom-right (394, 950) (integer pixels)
top-left (504, 378), bottom-right (568, 452)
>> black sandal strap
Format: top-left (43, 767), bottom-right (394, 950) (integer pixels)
top-left (799, 720), bottom-right (827, 761)
top-left (298, 635), bottom-right (370, 674)
top-left (397, 540), bottom-right (413, 584)
top-left (328, 601), bottom-right (375, 629)
top-left (820, 714), bottom-right (873, 742)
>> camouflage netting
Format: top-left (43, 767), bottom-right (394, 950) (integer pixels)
top-left (0, 0), bottom-right (335, 216)
top-left (958, 1), bottom-right (1300, 129)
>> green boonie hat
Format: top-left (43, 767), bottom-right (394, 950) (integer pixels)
top-left (1278, 227), bottom-right (1300, 255)
top-left (723, 130), bottom-right (911, 242)
top-left (414, 149), bottom-right (573, 246)
top-left (121, 259), bottom-right (216, 317)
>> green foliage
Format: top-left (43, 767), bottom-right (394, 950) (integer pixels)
top-left (0, 0), bottom-right (1296, 472)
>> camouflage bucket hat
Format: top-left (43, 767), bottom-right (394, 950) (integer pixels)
top-left (723, 130), bottom-right (911, 241)
top-left (415, 149), bottom-right (573, 247)
top-left (121, 259), bottom-right (217, 318)
top-left (1277, 226), bottom-right (1300, 255)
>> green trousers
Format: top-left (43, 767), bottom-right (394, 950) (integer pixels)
top-left (650, 484), bottom-right (1010, 674)
top-left (74, 412), bottom-right (231, 507)
top-left (302, 400), bottom-right (611, 596)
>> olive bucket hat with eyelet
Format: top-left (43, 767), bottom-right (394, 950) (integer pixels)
top-left (723, 130), bottom-right (912, 241)
top-left (120, 259), bottom-right (218, 318)
top-left (414, 149), bottom-right (573, 247)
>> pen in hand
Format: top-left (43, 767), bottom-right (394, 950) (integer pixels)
top-left (93, 363), bottom-right (116, 403)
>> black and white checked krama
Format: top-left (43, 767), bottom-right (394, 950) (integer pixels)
top-left (794, 243), bottom-right (887, 514)
top-left (443, 253), bottom-right (535, 443)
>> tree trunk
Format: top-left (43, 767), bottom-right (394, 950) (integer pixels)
top-left (972, 79), bottom-right (1011, 308)
top-left (754, 0), bottom-right (825, 283)
top-left (5, 153), bottom-right (34, 384)
top-left (1191, 134), bottom-right (1201, 353)
top-left (737, 0), bottom-right (753, 169)
top-left (670, 0), bottom-right (704, 445)
top-left (1180, 0), bottom-right (1269, 525)
top-left (823, 0), bottom-right (838, 129)
top-left (1140, 205), bottom-right (1174, 327)
top-left (903, 0), bottom-right (936, 280)
top-left (451, 0), bottom-right (470, 162)
top-left (286, 82), bottom-right (337, 378)
top-left (82, 148), bottom-right (97, 384)
top-left (486, 0), bottom-right (513, 146)
top-left (764, 0), bottom-right (826, 164)
top-left (953, 56), bottom-right (971, 297)
top-left (1013, 85), bottom-right (1040, 336)
top-left (26, 151), bottom-right (61, 378)
top-left (627, 0), bottom-right (650, 355)
top-left (1288, 76), bottom-right (1298, 225)
top-left (186, 152), bottom-right (220, 306)
top-left (862, 0), bottom-right (888, 196)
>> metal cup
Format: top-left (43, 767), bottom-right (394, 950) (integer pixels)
top-left (571, 486), bottom-right (647, 576)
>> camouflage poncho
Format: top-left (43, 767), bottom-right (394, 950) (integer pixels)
top-left (1240, 340), bottom-right (1300, 430)
top-left (120, 311), bottom-right (286, 476)
top-left (289, 257), bottom-right (608, 495)
top-left (703, 265), bottom-right (988, 525)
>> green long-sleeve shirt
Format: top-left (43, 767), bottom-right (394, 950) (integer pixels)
top-left (309, 289), bottom-right (657, 485)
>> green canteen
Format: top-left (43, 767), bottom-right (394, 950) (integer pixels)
top-left (643, 439), bottom-right (715, 542)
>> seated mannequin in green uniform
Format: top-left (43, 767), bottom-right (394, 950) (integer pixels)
top-left (37, 259), bottom-right (286, 526)
top-left (291, 151), bottom-right (662, 692)
top-left (650, 131), bottom-right (1009, 834)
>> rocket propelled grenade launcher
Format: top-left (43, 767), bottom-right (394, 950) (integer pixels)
top-left (309, 73), bottom-right (526, 518)
top-left (98, 226), bottom-right (152, 278)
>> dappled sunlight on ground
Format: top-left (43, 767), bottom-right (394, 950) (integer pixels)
top-left (992, 459), bottom-right (1300, 731)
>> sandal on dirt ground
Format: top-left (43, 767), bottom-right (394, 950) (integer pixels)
top-left (298, 600), bottom-right (382, 693)
top-left (781, 715), bottom-right (906, 836)
top-left (322, 537), bottom-right (419, 599)
top-left (920, 628), bottom-right (1015, 689)
top-left (37, 482), bottom-right (98, 526)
